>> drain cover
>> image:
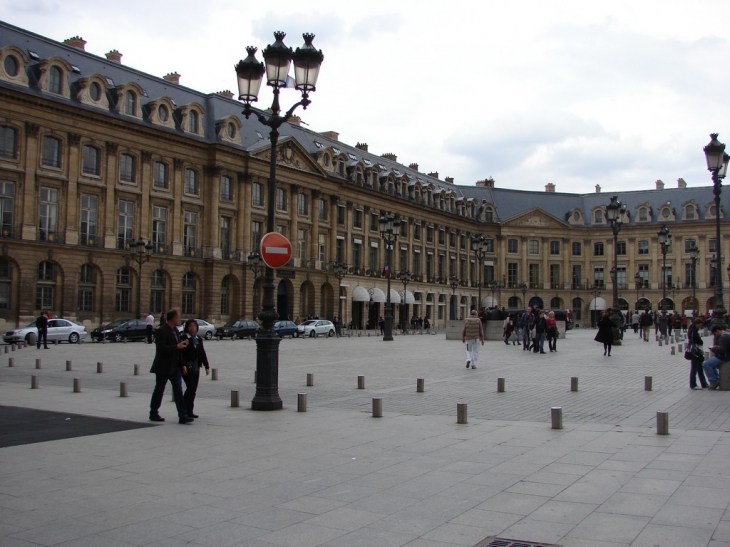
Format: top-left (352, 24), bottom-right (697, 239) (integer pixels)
top-left (474, 538), bottom-right (561, 547)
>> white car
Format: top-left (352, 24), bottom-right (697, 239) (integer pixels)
top-left (176, 319), bottom-right (216, 340)
top-left (297, 320), bottom-right (336, 338)
top-left (3, 319), bottom-right (89, 344)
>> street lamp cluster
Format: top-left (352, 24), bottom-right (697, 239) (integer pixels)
top-left (470, 235), bottom-right (491, 309)
top-left (378, 214), bottom-right (403, 341)
top-left (127, 237), bottom-right (154, 320)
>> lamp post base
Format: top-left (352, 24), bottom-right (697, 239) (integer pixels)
top-left (610, 310), bottom-right (623, 346)
top-left (251, 334), bottom-right (283, 411)
top-left (383, 315), bottom-right (393, 342)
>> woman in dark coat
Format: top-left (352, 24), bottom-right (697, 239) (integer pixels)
top-left (180, 319), bottom-right (210, 418)
top-left (594, 310), bottom-right (615, 356)
top-left (687, 317), bottom-right (708, 389)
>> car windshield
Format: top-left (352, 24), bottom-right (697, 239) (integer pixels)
top-left (24, 321), bottom-right (36, 328)
top-left (302, 320), bottom-right (317, 326)
top-left (104, 320), bottom-right (125, 328)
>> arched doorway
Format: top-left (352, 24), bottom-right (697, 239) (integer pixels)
top-left (299, 280), bottom-right (315, 318)
top-left (351, 286), bottom-right (369, 329)
top-left (706, 296), bottom-right (719, 313)
top-left (320, 282), bottom-right (334, 320)
top-left (508, 296), bottom-right (521, 308)
top-left (277, 279), bottom-right (292, 321)
top-left (618, 297), bottom-right (630, 311)
top-left (659, 297), bottom-right (675, 311)
top-left (528, 296), bottom-right (543, 309)
top-left (367, 287), bottom-right (385, 330)
top-left (637, 297), bottom-right (651, 311)
top-left (588, 297), bottom-right (607, 327)
top-left (682, 296), bottom-right (698, 313)
top-left (550, 297), bottom-right (563, 309)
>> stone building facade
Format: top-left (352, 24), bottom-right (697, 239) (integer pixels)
top-left (0, 22), bottom-right (726, 331)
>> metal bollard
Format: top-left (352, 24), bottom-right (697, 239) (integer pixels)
top-left (497, 377), bottom-right (505, 393)
top-left (134, 364), bottom-right (140, 376)
top-left (551, 407), bottom-right (563, 429)
top-left (211, 368), bottom-right (218, 380)
top-left (35, 358), bottom-right (41, 369)
top-left (457, 402), bottom-right (467, 424)
top-left (97, 362), bottom-right (103, 373)
top-left (7, 357), bottom-right (13, 367)
top-left (120, 382), bottom-right (128, 397)
top-left (298, 392), bottom-right (307, 412)
top-left (571, 377), bottom-right (578, 392)
top-left (31, 375), bottom-right (38, 389)
top-left (417, 378), bottom-right (425, 392)
top-left (645, 376), bottom-right (653, 391)
top-left (372, 397), bottom-right (383, 417)
top-left (307, 373), bottom-right (314, 387)
top-left (231, 390), bottom-right (239, 407)
top-left (73, 378), bottom-right (81, 393)
top-left (66, 360), bottom-right (72, 371)
top-left (357, 375), bottom-right (365, 389)
top-left (657, 411), bottom-right (669, 435)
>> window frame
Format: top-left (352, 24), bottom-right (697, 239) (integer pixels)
top-left (41, 136), bottom-right (61, 168)
top-left (119, 153), bottom-right (136, 183)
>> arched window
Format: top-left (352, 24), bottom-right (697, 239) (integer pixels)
top-left (594, 210), bottom-right (603, 223)
top-left (220, 277), bottom-right (229, 315)
top-left (639, 208), bottom-right (648, 221)
top-left (41, 136), bottom-right (61, 168)
top-left (188, 110), bottom-right (199, 134)
top-left (0, 258), bottom-right (11, 309)
top-left (182, 272), bottom-right (196, 315)
top-left (36, 261), bottom-right (55, 310)
top-left (124, 90), bottom-right (136, 115)
top-left (550, 297), bottom-right (563, 309)
top-left (323, 154), bottom-right (330, 167)
top-left (115, 267), bottom-right (132, 312)
top-left (508, 296), bottom-right (520, 308)
top-left (4, 54), bottom-right (19, 77)
top-left (150, 270), bottom-right (166, 314)
top-left (685, 205), bottom-right (696, 219)
top-left (77, 264), bottom-right (96, 312)
top-left (48, 66), bottom-right (62, 94)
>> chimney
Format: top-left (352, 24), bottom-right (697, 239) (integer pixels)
top-left (381, 152), bottom-right (397, 162)
top-left (408, 162), bottom-right (419, 171)
top-left (356, 142), bottom-right (368, 152)
top-left (216, 90), bottom-right (234, 99)
top-left (105, 50), bottom-right (122, 63)
top-left (677, 177), bottom-right (687, 188)
top-left (63, 36), bottom-right (86, 51)
top-left (595, 184), bottom-right (601, 193)
top-left (163, 72), bottom-right (180, 84)
top-left (289, 115), bottom-right (301, 126)
top-left (476, 177), bottom-right (495, 187)
top-left (655, 179), bottom-right (664, 190)
top-left (428, 171), bottom-right (439, 179)
top-left (320, 131), bottom-right (339, 141)
top-left (445, 176), bottom-right (454, 184)
top-left (545, 183), bottom-right (555, 192)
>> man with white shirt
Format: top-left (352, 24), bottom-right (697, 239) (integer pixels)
top-left (145, 312), bottom-right (155, 344)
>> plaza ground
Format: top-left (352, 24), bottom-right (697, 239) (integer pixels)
top-left (2, 327), bottom-right (730, 546)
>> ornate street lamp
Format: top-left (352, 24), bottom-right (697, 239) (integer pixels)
top-left (519, 281), bottom-right (527, 308)
top-left (471, 235), bottom-right (489, 310)
top-left (690, 243), bottom-right (699, 313)
top-left (235, 32), bottom-right (324, 411)
top-left (703, 133), bottom-right (729, 330)
top-left (449, 275), bottom-right (460, 320)
top-left (332, 262), bottom-right (347, 335)
top-left (247, 251), bottom-right (262, 320)
top-left (606, 195), bottom-right (626, 344)
top-left (587, 278), bottom-right (602, 328)
top-left (634, 272), bottom-right (643, 310)
top-left (398, 270), bottom-right (412, 332)
top-left (379, 214), bottom-right (403, 341)
top-left (658, 224), bottom-right (671, 338)
top-left (128, 237), bottom-right (154, 319)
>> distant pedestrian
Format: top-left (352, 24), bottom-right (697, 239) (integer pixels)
top-left (546, 311), bottom-right (559, 352)
top-left (640, 309), bottom-right (652, 342)
top-left (35, 311), bottom-right (49, 349)
top-left (595, 310), bottom-right (614, 356)
top-left (521, 307), bottom-right (535, 350)
top-left (145, 312), bottom-right (155, 344)
top-left (687, 318), bottom-right (708, 389)
top-left (503, 315), bottom-right (513, 345)
top-left (378, 316), bottom-right (384, 335)
top-left (149, 310), bottom-right (193, 424)
top-left (462, 310), bottom-right (484, 369)
top-left (631, 311), bottom-right (640, 334)
top-left (180, 318), bottom-right (210, 418)
top-left (535, 311), bottom-right (547, 354)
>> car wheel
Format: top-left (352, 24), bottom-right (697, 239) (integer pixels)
top-left (204, 331), bottom-right (213, 340)
top-left (293, 331), bottom-right (299, 338)
top-left (328, 329), bottom-right (335, 337)
top-left (25, 333), bottom-right (33, 343)
top-left (68, 332), bottom-right (80, 344)
top-left (309, 330), bottom-right (316, 338)
top-left (114, 333), bottom-right (123, 343)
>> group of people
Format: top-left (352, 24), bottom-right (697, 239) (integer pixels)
top-left (409, 316), bottom-right (431, 331)
top-left (502, 306), bottom-right (560, 354)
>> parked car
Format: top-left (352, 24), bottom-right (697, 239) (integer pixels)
top-left (274, 320), bottom-right (299, 338)
top-left (215, 319), bottom-right (261, 340)
top-left (91, 319), bottom-right (150, 342)
top-left (3, 319), bottom-right (88, 344)
top-left (176, 319), bottom-right (216, 339)
top-left (297, 319), bottom-right (336, 338)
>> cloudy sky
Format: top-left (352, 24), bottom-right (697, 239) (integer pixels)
top-left (2, 0), bottom-right (729, 193)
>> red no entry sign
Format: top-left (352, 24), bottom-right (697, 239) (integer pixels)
top-left (260, 232), bottom-right (293, 269)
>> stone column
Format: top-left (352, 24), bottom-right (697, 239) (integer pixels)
top-left (171, 158), bottom-right (183, 256)
top-left (203, 165), bottom-right (221, 259)
top-left (64, 132), bottom-right (81, 245)
top-left (290, 184), bottom-right (299, 262)
top-left (102, 141), bottom-right (118, 249)
top-left (20, 123), bottom-right (40, 240)
top-left (238, 172), bottom-right (251, 256)
top-left (309, 190), bottom-right (320, 264)
top-left (329, 196), bottom-right (338, 263)
top-left (139, 151), bottom-right (152, 239)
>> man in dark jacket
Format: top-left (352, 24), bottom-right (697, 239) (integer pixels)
top-left (149, 309), bottom-right (192, 424)
top-left (35, 311), bottom-right (49, 349)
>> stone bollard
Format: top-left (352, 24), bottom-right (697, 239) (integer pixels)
top-left (123, 338), bottom-right (127, 344)
top-left (230, 390), bottom-right (239, 407)
top-left (670, 346), bottom-right (675, 355)
top-left (497, 377), bottom-right (505, 393)
top-left (66, 360), bottom-right (72, 371)
top-left (417, 378), bottom-right (425, 393)
top-left (120, 382), bottom-right (128, 397)
top-left (307, 373), bottom-right (314, 387)
top-left (11, 344), bottom-right (14, 351)
top-left (656, 411), bottom-right (669, 435)
top-left (298, 392), bottom-right (307, 412)
top-left (97, 362), bottom-right (103, 373)
top-left (7, 357), bottom-right (13, 367)
top-left (102, 337), bottom-right (106, 344)
top-left (211, 368), bottom-right (218, 380)
top-left (54, 339), bottom-right (58, 345)
top-left (3, 345), bottom-right (6, 353)
top-left (571, 377), bottom-right (578, 392)
top-left (705, 351), bottom-right (710, 360)
top-left (645, 376), bottom-right (653, 391)
top-left (658, 340), bottom-right (663, 347)
top-left (31, 375), bottom-right (38, 389)
top-left (35, 358), bottom-right (41, 369)
top-left (73, 378), bottom-right (81, 393)
top-left (655, 335), bottom-right (659, 342)
top-left (357, 375), bottom-right (365, 389)
top-left (457, 402), bottom-right (467, 424)
top-left (372, 397), bottom-right (383, 417)
top-left (551, 407), bottom-right (563, 429)
top-left (678, 343), bottom-right (683, 352)
top-left (134, 364), bottom-right (140, 376)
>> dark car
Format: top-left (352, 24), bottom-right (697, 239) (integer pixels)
top-left (91, 319), bottom-right (150, 342)
top-left (274, 320), bottom-right (299, 338)
top-left (215, 319), bottom-right (261, 340)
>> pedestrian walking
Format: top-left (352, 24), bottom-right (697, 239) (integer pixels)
top-left (595, 309), bottom-right (614, 356)
top-left (462, 310), bottom-right (484, 369)
top-left (149, 309), bottom-right (193, 424)
top-left (546, 311), bottom-right (559, 352)
top-left (513, 313), bottom-right (522, 346)
top-left (704, 325), bottom-right (730, 389)
top-left (145, 311), bottom-right (155, 344)
top-left (521, 307), bottom-right (534, 350)
top-left (503, 315), bottom-right (513, 345)
top-left (631, 311), bottom-right (640, 334)
top-left (378, 316), bottom-right (384, 335)
top-left (35, 311), bottom-right (49, 349)
top-left (180, 318), bottom-right (210, 418)
top-left (535, 310), bottom-right (547, 354)
top-left (687, 318), bottom-right (708, 389)
top-left (640, 309), bottom-right (652, 342)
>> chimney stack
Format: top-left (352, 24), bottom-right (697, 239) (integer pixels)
top-left (677, 177), bottom-right (687, 188)
top-left (63, 36), bottom-right (86, 51)
top-left (105, 50), bottom-right (122, 63)
top-left (476, 177), bottom-right (495, 187)
top-left (163, 72), bottom-right (180, 84)
top-left (408, 163), bottom-right (419, 171)
top-left (445, 176), bottom-right (454, 184)
top-left (381, 152), bottom-right (397, 162)
top-left (595, 184), bottom-right (601, 193)
top-left (289, 115), bottom-right (301, 125)
top-left (655, 179), bottom-right (664, 190)
top-left (355, 142), bottom-right (368, 152)
top-left (545, 183), bottom-right (556, 192)
top-left (216, 90), bottom-right (234, 99)
top-left (428, 171), bottom-right (439, 179)
top-left (320, 131), bottom-right (339, 141)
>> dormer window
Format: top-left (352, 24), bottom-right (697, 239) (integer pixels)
top-left (227, 122), bottom-right (236, 139)
top-left (638, 207), bottom-right (648, 221)
top-left (685, 205), bottom-right (696, 219)
top-left (594, 210), bottom-right (603, 223)
top-left (323, 154), bottom-right (330, 167)
top-left (3, 55), bottom-right (18, 77)
top-left (158, 104), bottom-right (169, 122)
top-left (48, 66), bottom-right (62, 94)
top-left (188, 110), bottom-right (199, 134)
top-left (89, 82), bottom-right (101, 102)
top-left (661, 207), bottom-right (671, 219)
top-left (573, 211), bottom-right (580, 221)
top-left (125, 91), bottom-right (136, 115)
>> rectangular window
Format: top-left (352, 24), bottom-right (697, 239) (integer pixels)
top-left (38, 187), bottom-right (58, 241)
top-left (427, 227), bottom-right (434, 243)
top-left (318, 234), bottom-right (326, 262)
top-left (400, 249), bottom-right (408, 271)
top-left (449, 257), bottom-right (456, 277)
top-left (370, 213), bottom-right (379, 231)
top-left (0, 126), bottom-right (16, 159)
top-left (276, 187), bottom-right (287, 211)
top-left (0, 181), bottom-right (14, 233)
top-left (414, 224), bottom-right (421, 240)
top-left (438, 254), bottom-right (445, 279)
top-left (550, 264), bottom-right (560, 288)
top-left (41, 136), bottom-right (60, 168)
top-left (686, 262), bottom-right (696, 288)
top-left (77, 288), bottom-right (94, 312)
top-left (117, 200), bottom-right (134, 249)
top-left (485, 238), bottom-right (495, 253)
top-left (638, 240), bottom-right (649, 255)
top-left (615, 266), bottom-right (627, 289)
top-left (220, 176), bottom-right (233, 201)
top-left (297, 193), bottom-right (308, 216)
top-left (371, 245), bottom-right (380, 271)
top-left (183, 212), bottom-right (197, 252)
top-left (508, 238), bottom-right (518, 253)
top-left (529, 240), bottom-right (539, 255)
top-left (79, 194), bottom-right (98, 246)
top-left (438, 230), bottom-right (445, 245)
top-left (484, 264), bottom-right (494, 283)
top-left (153, 162), bottom-right (167, 189)
top-left (594, 242), bottom-right (604, 256)
top-left (152, 206), bottom-right (167, 248)
top-left (115, 288), bottom-right (130, 312)
top-left (352, 242), bottom-right (361, 269)
top-left (572, 265), bottom-right (582, 289)
top-left (336, 239), bottom-right (344, 263)
top-left (252, 183), bottom-right (263, 206)
top-left (150, 289), bottom-right (164, 315)
top-left (318, 198), bottom-right (327, 220)
top-left (184, 168), bottom-right (198, 195)
top-left (529, 264), bottom-right (540, 287)
top-left (593, 266), bottom-right (604, 288)
top-left (460, 258), bottom-right (466, 280)
top-left (449, 232), bottom-right (456, 248)
top-left (297, 229), bottom-right (307, 260)
top-left (82, 145), bottom-right (99, 175)
top-left (616, 241), bottom-right (626, 255)
top-left (36, 286), bottom-right (53, 310)
top-left (709, 238), bottom-right (717, 253)
top-left (460, 234), bottom-right (466, 250)
top-left (572, 242), bottom-right (582, 256)
top-left (336, 205), bottom-right (345, 225)
top-left (413, 251), bottom-right (421, 276)
top-left (684, 238), bottom-right (697, 253)
top-left (353, 209), bottom-right (363, 229)
top-left (507, 263), bottom-right (518, 286)
top-left (550, 241), bottom-right (560, 255)
top-left (220, 217), bottom-right (231, 257)
top-left (638, 264), bottom-right (649, 287)
top-left (119, 153), bottom-right (135, 182)
top-left (426, 253), bottom-right (433, 278)
top-left (662, 265), bottom-right (673, 288)
top-left (181, 292), bottom-right (195, 315)
top-left (252, 221), bottom-right (262, 250)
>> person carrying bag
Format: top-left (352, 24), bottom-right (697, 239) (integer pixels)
top-left (180, 319), bottom-right (210, 418)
